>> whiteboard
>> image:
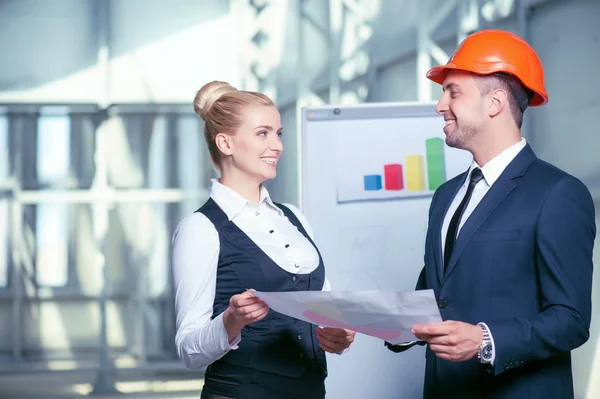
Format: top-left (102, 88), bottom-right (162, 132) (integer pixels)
top-left (300, 102), bottom-right (473, 399)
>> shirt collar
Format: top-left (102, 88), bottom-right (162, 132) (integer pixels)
top-left (209, 179), bottom-right (283, 220)
top-left (463, 138), bottom-right (527, 187)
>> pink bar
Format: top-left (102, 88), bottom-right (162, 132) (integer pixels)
top-left (384, 164), bottom-right (404, 190)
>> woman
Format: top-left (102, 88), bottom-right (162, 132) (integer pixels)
top-left (172, 81), bottom-right (355, 399)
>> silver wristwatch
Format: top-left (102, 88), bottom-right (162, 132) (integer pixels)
top-left (477, 323), bottom-right (493, 364)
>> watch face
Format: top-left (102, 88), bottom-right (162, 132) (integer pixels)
top-left (482, 344), bottom-right (493, 360)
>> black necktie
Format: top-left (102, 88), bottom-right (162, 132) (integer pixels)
top-left (444, 168), bottom-right (484, 271)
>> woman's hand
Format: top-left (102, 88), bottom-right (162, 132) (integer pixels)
top-left (222, 290), bottom-right (269, 341)
top-left (316, 327), bottom-right (356, 353)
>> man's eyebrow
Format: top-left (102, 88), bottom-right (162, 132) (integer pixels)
top-left (443, 83), bottom-right (460, 91)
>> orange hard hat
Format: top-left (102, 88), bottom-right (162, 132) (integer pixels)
top-left (426, 29), bottom-right (548, 106)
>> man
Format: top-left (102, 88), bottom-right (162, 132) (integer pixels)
top-left (386, 29), bottom-right (596, 398)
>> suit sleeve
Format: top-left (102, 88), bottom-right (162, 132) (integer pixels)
top-left (415, 265), bottom-right (427, 290)
top-left (384, 267), bottom-right (428, 353)
top-left (385, 188), bottom-right (439, 353)
top-left (415, 185), bottom-right (438, 292)
top-left (486, 176), bottom-right (596, 376)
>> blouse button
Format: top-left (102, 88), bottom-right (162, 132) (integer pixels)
top-left (294, 263), bottom-right (300, 268)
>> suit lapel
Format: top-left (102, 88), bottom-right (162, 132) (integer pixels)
top-left (442, 175), bottom-right (516, 281)
top-left (442, 145), bottom-right (537, 282)
top-left (431, 175), bottom-right (466, 283)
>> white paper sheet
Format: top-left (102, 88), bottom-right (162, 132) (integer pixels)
top-left (251, 289), bottom-right (442, 344)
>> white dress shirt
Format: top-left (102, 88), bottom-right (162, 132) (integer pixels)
top-left (172, 179), bottom-right (330, 369)
top-left (441, 138), bottom-right (527, 365)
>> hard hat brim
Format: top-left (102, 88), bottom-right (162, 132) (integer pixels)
top-left (426, 64), bottom-right (501, 85)
top-left (426, 64), bottom-right (548, 107)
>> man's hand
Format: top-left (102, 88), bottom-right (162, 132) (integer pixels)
top-left (316, 327), bottom-right (356, 353)
top-left (412, 320), bottom-right (483, 362)
top-left (222, 290), bottom-right (269, 341)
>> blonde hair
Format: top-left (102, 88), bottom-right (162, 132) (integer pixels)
top-left (193, 81), bottom-right (274, 169)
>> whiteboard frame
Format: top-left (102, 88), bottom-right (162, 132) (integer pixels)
top-left (299, 101), bottom-right (448, 399)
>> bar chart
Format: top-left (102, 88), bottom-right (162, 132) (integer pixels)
top-left (335, 119), bottom-right (472, 203)
top-left (363, 138), bottom-right (447, 193)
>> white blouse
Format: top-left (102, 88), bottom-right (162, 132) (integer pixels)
top-left (172, 179), bottom-right (330, 369)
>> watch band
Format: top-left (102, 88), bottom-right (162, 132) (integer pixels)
top-left (477, 323), bottom-right (493, 364)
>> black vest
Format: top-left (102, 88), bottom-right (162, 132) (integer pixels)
top-left (197, 198), bottom-right (327, 398)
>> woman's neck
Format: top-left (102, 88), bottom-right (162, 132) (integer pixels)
top-left (219, 171), bottom-right (262, 204)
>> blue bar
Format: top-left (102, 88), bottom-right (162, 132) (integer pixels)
top-left (364, 175), bottom-right (382, 191)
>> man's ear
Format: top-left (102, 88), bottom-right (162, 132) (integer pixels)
top-left (489, 88), bottom-right (508, 118)
top-left (215, 133), bottom-right (233, 156)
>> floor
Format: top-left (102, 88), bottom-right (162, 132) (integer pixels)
top-left (0, 364), bottom-right (204, 399)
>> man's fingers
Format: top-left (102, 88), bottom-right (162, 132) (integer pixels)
top-left (413, 333), bottom-right (428, 341)
top-left (413, 326), bottom-right (449, 337)
top-left (416, 333), bottom-right (460, 346)
top-left (412, 321), bottom-right (458, 336)
top-left (413, 332), bottom-right (441, 342)
top-left (429, 343), bottom-right (465, 361)
top-left (426, 335), bottom-right (458, 346)
top-left (429, 344), bottom-right (454, 355)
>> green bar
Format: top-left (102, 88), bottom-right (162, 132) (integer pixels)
top-left (426, 138), bottom-right (447, 190)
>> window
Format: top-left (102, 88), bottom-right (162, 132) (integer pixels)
top-left (177, 115), bottom-right (203, 215)
top-left (35, 116), bottom-right (70, 287)
top-left (0, 115), bottom-right (8, 288)
top-left (37, 116), bottom-right (71, 185)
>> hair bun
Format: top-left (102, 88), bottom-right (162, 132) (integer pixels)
top-left (194, 81), bottom-right (238, 120)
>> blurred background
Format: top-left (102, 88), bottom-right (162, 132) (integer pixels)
top-left (0, 0), bottom-right (598, 398)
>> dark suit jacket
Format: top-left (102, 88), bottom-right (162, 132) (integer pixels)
top-left (387, 144), bottom-right (596, 399)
